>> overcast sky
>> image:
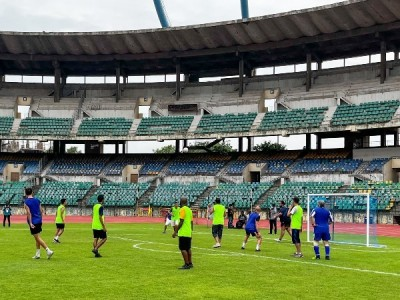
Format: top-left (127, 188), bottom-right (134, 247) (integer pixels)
top-left (4, 0), bottom-right (362, 153)
top-left (0, 0), bottom-right (345, 32)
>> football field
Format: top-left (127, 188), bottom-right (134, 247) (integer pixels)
top-left (1, 222), bottom-right (399, 300)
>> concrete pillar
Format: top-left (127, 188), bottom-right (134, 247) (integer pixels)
top-left (176, 60), bottom-right (181, 100)
top-left (53, 61), bottom-right (61, 102)
top-left (60, 141), bottom-right (66, 154)
top-left (363, 136), bottom-right (370, 148)
top-left (122, 142), bottom-right (126, 154)
top-left (316, 135), bottom-right (322, 150)
top-left (247, 137), bottom-right (253, 152)
top-left (53, 141), bottom-right (60, 154)
top-left (317, 61), bottom-right (322, 71)
top-left (175, 140), bottom-right (180, 153)
top-left (305, 134), bottom-right (311, 150)
top-left (115, 143), bottom-right (119, 154)
top-left (116, 65), bottom-right (121, 102)
top-left (306, 53), bottom-right (312, 92)
top-left (381, 134), bottom-right (386, 147)
top-left (239, 57), bottom-right (244, 97)
top-left (380, 40), bottom-right (387, 84)
top-left (238, 137), bottom-right (243, 152)
top-left (344, 136), bottom-right (355, 150)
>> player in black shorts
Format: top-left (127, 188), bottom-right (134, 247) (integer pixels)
top-left (275, 201), bottom-right (292, 242)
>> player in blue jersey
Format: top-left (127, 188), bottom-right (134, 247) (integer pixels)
top-left (24, 188), bottom-right (54, 259)
top-left (241, 206), bottom-right (262, 251)
top-left (311, 200), bottom-right (333, 260)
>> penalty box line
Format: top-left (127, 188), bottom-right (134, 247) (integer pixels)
top-left (113, 236), bottom-right (400, 278)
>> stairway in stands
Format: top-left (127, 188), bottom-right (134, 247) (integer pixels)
top-left (191, 185), bottom-right (216, 210)
top-left (257, 178), bottom-right (281, 207)
top-left (137, 183), bottom-right (157, 207)
top-left (82, 185), bottom-right (98, 206)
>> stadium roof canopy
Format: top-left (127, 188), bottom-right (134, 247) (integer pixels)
top-left (0, 0), bottom-right (400, 77)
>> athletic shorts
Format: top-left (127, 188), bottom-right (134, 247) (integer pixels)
top-left (171, 220), bottom-right (179, 226)
top-left (56, 223), bottom-right (65, 229)
top-left (29, 223), bottom-right (42, 235)
top-left (292, 229), bottom-right (301, 244)
top-left (212, 224), bottom-right (224, 238)
top-left (314, 231), bottom-right (331, 241)
top-left (93, 229), bottom-right (107, 239)
top-left (281, 220), bottom-right (291, 228)
top-left (178, 236), bottom-right (192, 251)
top-left (245, 229), bottom-right (258, 237)
top-left (165, 219), bottom-right (172, 226)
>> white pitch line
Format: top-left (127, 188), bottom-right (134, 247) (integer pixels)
top-left (113, 236), bottom-right (400, 278)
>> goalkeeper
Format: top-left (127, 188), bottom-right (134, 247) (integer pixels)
top-left (311, 200), bottom-right (333, 260)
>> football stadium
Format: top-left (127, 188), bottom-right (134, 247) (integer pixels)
top-left (0, 0), bottom-right (400, 299)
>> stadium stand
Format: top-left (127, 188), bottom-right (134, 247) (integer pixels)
top-left (291, 158), bottom-right (362, 174)
top-left (0, 181), bottom-right (29, 205)
top-left (150, 182), bottom-right (209, 207)
top-left (18, 117), bottom-right (74, 136)
top-left (226, 152), bottom-right (300, 175)
top-left (195, 113), bottom-right (257, 134)
top-left (258, 107), bottom-right (328, 131)
top-left (103, 155), bottom-right (168, 176)
top-left (88, 182), bottom-right (150, 207)
top-left (77, 118), bottom-right (133, 136)
top-left (48, 156), bottom-right (109, 175)
top-left (262, 181), bottom-right (343, 209)
top-left (167, 154), bottom-right (230, 175)
top-left (365, 158), bottom-right (389, 173)
top-left (136, 116), bottom-right (193, 136)
top-left (0, 117), bottom-right (14, 135)
top-left (331, 100), bottom-right (400, 126)
top-left (291, 150), bottom-right (362, 174)
top-left (0, 154), bottom-right (42, 175)
top-left (36, 181), bottom-right (92, 206)
top-left (347, 181), bottom-right (400, 210)
top-left (202, 182), bottom-right (273, 209)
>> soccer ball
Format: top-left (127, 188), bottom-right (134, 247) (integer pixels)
top-left (182, 147), bottom-right (189, 153)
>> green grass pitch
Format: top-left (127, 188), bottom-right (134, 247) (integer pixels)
top-left (0, 223), bottom-right (399, 300)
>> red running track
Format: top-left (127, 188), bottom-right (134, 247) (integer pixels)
top-left (10, 215), bottom-right (400, 238)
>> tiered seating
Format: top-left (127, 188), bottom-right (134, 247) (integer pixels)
top-left (136, 116), bottom-right (193, 136)
top-left (202, 182), bottom-right (273, 209)
top-left (331, 100), bottom-right (400, 126)
top-left (88, 182), bottom-right (150, 207)
top-left (258, 107), bottom-right (328, 131)
top-left (347, 181), bottom-right (400, 210)
top-left (196, 113), bottom-right (257, 134)
top-left (291, 150), bottom-right (361, 173)
top-left (49, 156), bottom-right (109, 175)
top-left (263, 181), bottom-right (343, 209)
top-left (0, 154), bottom-right (42, 175)
top-left (149, 182), bottom-right (209, 207)
top-left (77, 118), bottom-right (133, 136)
top-left (103, 155), bottom-right (169, 176)
top-left (167, 155), bottom-right (230, 175)
top-left (365, 158), bottom-right (389, 173)
top-left (18, 117), bottom-right (73, 136)
top-left (0, 181), bottom-right (29, 205)
top-left (0, 117), bottom-right (13, 135)
top-left (292, 158), bottom-right (362, 173)
top-left (36, 181), bottom-right (92, 206)
top-left (226, 152), bottom-right (300, 175)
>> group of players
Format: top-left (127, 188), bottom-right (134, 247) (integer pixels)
top-left (166, 196), bottom-right (333, 269)
top-left (23, 188), bottom-right (108, 259)
top-left (22, 186), bottom-right (332, 267)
